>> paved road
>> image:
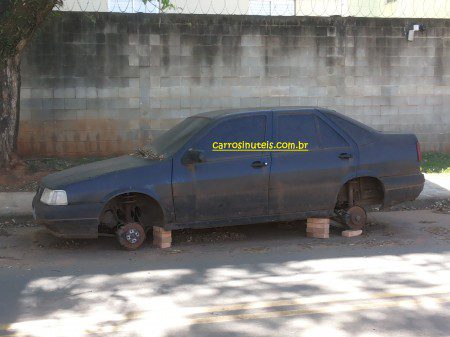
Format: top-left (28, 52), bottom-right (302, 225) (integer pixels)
top-left (1, 210), bottom-right (450, 337)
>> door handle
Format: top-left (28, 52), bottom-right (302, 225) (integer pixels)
top-left (251, 160), bottom-right (268, 168)
top-left (339, 153), bottom-right (352, 159)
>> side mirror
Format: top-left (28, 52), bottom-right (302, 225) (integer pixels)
top-left (182, 148), bottom-right (206, 165)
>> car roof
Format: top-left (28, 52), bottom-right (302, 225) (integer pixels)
top-left (195, 106), bottom-right (320, 119)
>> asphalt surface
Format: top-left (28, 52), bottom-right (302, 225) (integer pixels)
top-left (1, 209), bottom-right (450, 336)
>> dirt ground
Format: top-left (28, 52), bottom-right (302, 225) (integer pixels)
top-left (0, 165), bottom-right (48, 192)
top-left (0, 157), bottom-right (108, 192)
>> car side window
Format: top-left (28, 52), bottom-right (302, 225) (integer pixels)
top-left (316, 118), bottom-right (349, 149)
top-left (276, 114), bottom-right (318, 150)
top-left (326, 113), bottom-right (377, 145)
top-left (195, 115), bottom-right (266, 159)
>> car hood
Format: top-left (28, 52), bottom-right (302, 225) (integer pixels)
top-left (42, 155), bottom-right (159, 189)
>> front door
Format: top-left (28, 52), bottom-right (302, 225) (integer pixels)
top-left (269, 111), bottom-right (356, 215)
top-left (172, 112), bottom-right (271, 223)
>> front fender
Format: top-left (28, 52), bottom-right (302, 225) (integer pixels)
top-left (101, 186), bottom-right (160, 204)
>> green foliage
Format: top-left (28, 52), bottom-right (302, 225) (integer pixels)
top-left (421, 152), bottom-right (450, 174)
top-left (0, 0), bottom-right (62, 65)
top-left (0, 0), bottom-right (174, 66)
top-left (142, 0), bottom-right (175, 10)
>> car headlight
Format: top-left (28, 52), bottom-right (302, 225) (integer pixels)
top-left (40, 188), bottom-right (68, 205)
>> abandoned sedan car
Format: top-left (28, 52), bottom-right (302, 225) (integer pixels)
top-left (33, 107), bottom-right (424, 249)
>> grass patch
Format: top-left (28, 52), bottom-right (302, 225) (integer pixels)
top-left (25, 157), bottom-right (110, 173)
top-left (421, 152), bottom-right (450, 174)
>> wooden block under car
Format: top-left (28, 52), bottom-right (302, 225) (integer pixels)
top-left (307, 218), bottom-right (330, 225)
top-left (153, 226), bottom-right (170, 234)
top-left (342, 229), bottom-right (362, 237)
top-left (153, 226), bottom-right (172, 248)
top-left (306, 222), bottom-right (330, 229)
top-left (306, 232), bottom-right (329, 239)
top-left (154, 237), bottom-right (172, 244)
top-left (306, 228), bottom-right (330, 235)
top-left (306, 218), bottom-right (330, 239)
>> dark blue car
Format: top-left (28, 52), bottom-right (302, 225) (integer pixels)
top-left (33, 107), bottom-right (424, 249)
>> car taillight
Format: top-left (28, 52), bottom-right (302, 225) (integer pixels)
top-left (416, 141), bottom-right (422, 162)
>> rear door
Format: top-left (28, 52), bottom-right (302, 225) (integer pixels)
top-left (269, 110), bottom-right (357, 215)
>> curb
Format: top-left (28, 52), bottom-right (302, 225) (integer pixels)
top-left (0, 192), bottom-right (34, 217)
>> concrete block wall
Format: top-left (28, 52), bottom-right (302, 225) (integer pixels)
top-left (19, 13), bottom-right (450, 156)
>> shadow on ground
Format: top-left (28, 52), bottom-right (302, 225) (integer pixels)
top-left (0, 210), bottom-right (449, 337)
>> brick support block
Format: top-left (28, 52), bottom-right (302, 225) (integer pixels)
top-left (306, 222), bottom-right (330, 229)
top-left (307, 218), bottom-right (330, 225)
top-left (306, 232), bottom-right (329, 239)
top-left (342, 229), bottom-right (362, 237)
top-left (153, 226), bottom-right (172, 248)
top-left (306, 218), bottom-right (330, 239)
top-left (306, 228), bottom-right (329, 235)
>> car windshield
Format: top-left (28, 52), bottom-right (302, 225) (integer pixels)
top-left (136, 116), bottom-right (212, 159)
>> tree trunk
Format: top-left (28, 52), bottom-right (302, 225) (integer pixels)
top-left (0, 54), bottom-right (21, 168)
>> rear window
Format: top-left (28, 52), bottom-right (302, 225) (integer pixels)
top-left (325, 112), bottom-right (378, 146)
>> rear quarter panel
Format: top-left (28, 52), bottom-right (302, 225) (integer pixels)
top-left (358, 133), bottom-right (421, 178)
top-left (358, 133), bottom-right (424, 206)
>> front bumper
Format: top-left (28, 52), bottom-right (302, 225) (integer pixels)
top-left (32, 189), bottom-right (103, 239)
top-left (381, 173), bottom-right (425, 208)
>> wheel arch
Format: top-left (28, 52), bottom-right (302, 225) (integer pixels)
top-left (101, 187), bottom-right (162, 204)
top-left (335, 175), bottom-right (385, 209)
top-left (99, 189), bottom-right (167, 232)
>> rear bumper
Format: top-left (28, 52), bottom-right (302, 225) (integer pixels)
top-left (381, 173), bottom-right (425, 208)
top-left (32, 193), bottom-right (102, 239)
